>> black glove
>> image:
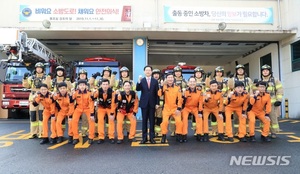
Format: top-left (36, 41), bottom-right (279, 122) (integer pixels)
top-left (206, 71), bottom-right (212, 77)
top-left (23, 72), bottom-right (30, 79)
top-left (229, 73), bottom-right (234, 78)
top-left (253, 79), bottom-right (259, 84)
top-left (112, 71), bottom-right (117, 75)
top-left (92, 72), bottom-right (101, 78)
top-left (274, 101), bottom-right (282, 107)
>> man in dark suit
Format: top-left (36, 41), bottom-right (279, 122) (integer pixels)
top-left (136, 65), bottom-right (159, 144)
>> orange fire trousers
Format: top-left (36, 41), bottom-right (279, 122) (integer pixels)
top-left (56, 111), bottom-right (67, 137)
top-left (98, 108), bottom-right (115, 139)
top-left (161, 108), bottom-right (183, 135)
top-left (248, 111), bottom-right (270, 137)
top-left (72, 109), bottom-right (95, 139)
top-left (117, 112), bottom-right (136, 140)
top-left (42, 110), bottom-right (56, 139)
top-left (182, 107), bottom-right (203, 135)
top-left (225, 107), bottom-right (246, 138)
top-left (203, 107), bottom-right (223, 134)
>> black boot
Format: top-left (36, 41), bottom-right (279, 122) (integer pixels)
top-left (176, 134), bottom-right (183, 143)
top-left (110, 139), bottom-right (115, 144)
top-left (68, 136), bottom-right (73, 144)
top-left (228, 137), bottom-right (234, 142)
top-left (117, 139), bottom-right (123, 144)
top-left (239, 137), bottom-right (247, 142)
top-left (57, 136), bottom-right (64, 144)
top-left (261, 135), bottom-right (271, 142)
top-left (72, 139), bottom-right (79, 145)
top-left (203, 133), bottom-right (209, 142)
top-left (88, 139), bottom-right (93, 144)
top-left (49, 138), bottom-right (57, 144)
top-left (161, 134), bottom-right (166, 143)
top-left (250, 136), bottom-right (256, 142)
top-left (217, 133), bottom-right (225, 141)
top-left (196, 134), bottom-right (201, 141)
top-left (40, 138), bottom-right (49, 144)
top-left (97, 139), bottom-right (105, 144)
top-left (182, 135), bottom-right (187, 143)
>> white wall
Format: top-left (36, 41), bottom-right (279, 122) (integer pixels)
top-left (0, 0), bottom-right (279, 31)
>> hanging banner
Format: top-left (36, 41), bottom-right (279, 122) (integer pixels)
top-left (164, 6), bottom-right (273, 24)
top-left (19, 5), bottom-right (131, 22)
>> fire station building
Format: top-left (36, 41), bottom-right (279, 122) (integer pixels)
top-left (0, 0), bottom-right (299, 118)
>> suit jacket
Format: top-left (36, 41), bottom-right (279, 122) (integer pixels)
top-left (136, 77), bottom-right (159, 108)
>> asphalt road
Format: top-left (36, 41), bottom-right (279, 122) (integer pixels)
top-left (0, 119), bottom-right (300, 174)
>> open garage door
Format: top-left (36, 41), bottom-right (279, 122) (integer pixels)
top-left (40, 39), bottom-right (133, 69)
top-left (148, 40), bottom-right (272, 68)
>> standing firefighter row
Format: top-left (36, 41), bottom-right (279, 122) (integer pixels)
top-left (23, 62), bottom-right (283, 145)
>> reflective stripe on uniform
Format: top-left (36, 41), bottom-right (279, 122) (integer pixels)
top-left (211, 122), bottom-right (217, 126)
top-left (159, 101), bottom-right (164, 106)
top-left (81, 126), bottom-right (88, 130)
top-left (38, 121), bottom-right (43, 126)
top-left (234, 124), bottom-right (239, 128)
top-left (155, 126), bottom-right (161, 132)
top-left (170, 120), bottom-right (176, 124)
top-left (276, 84), bottom-right (283, 89)
top-left (192, 122), bottom-right (197, 127)
top-left (271, 124), bottom-right (280, 129)
top-left (125, 121), bottom-right (131, 124)
top-left (31, 121), bottom-right (39, 127)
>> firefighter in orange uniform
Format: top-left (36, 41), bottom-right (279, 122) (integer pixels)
top-left (116, 81), bottom-right (138, 144)
top-left (159, 73), bottom-right (184, 143)
top-left (52, 82), bottom-right (74, 144)
top-left (23, 62), bottom-right (51, 139)
top-left (93, 78), bottom-right (116, 144)
top-left (71, 79), bottom-right (95, 145)
top-left (31, 83), bottom-right (56, 144)
top-left (182, 77), bottom-right (203, 142)
top-left (203, 80), bottom-right (224, 141)
top-left (224, 81), bottom-right (249, 142)
top-left (248, 81), bottom-right (271, 142)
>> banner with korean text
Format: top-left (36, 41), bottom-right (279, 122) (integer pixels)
top-left (19, 5), bottom-right (131, 22)
top-left (164, 6), bottom-right (273, 24)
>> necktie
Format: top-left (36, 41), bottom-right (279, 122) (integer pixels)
top-left (147, 78), bottom-right (151, 88)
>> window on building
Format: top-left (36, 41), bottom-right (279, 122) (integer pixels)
top-left (291, 40), bottom-right (300, 72)
top-left (260, 53), bottom-right (272, 68)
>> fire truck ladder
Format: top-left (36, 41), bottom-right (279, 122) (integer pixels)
top-left (17, 32), bottom-right (63, 65)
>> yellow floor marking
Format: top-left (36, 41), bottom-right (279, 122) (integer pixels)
top-left (290, 121), bottom-right (300, 124)
top-left (0, 141), bottom-right (13, 148)
top-left (0, 130), bottom-right (30, 140)
top-left (276, 132), bottom-right (295, 135)
top-left (279, 120), bottom-right (289, 123)
top-left (209, 137), bottom-right (239, 144)
top-left (48, 140), bottom-right (68, 150)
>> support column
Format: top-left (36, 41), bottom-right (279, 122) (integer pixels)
top-left (132, 37), bottom-right (148, 119)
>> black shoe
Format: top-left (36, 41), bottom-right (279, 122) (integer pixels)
top-left (161, 134), bottom-right (166, 143)
top-left (150, 139), bottom-right (156, 144)
top-left (196, 134), bottom-right (201, 141)
top-left (57, 136), bottom-right (64, 144)
top-left (97, 139), bottom-right (105, 144)
top-left (40, 138), bottom-right (49, 144)
top-left (176, 134), bottom-right (183, 143)
top-left (88, 139), bottom-right (93, 144)
top-left (182, 135), bottom-right (187, 143)
top-left (29, 134), bottom-right (38, 139)
top-left (49, 138), bottom-right (57, 144)
top-left (261, 135), bottom-right (271, 142)
top-left (72, 139), bottom-right (79, 145)
top-left (140, 139), bottom-right (147, 144)
top-left (228, 137), bottom-right (234, 142)
top-left (217, 133), bottom-right (225, 141)
top-left (110, 139), bottom-right (115, 144)
top-left (239, 137), bottom-right (247, 142)
top-left (68, 136), bottom-right (73, 144)
top-left (250, 136), bottom-right (256, 142)
top-left (117, 140), bottom-right (123, 144)
top-left (128, 138), bottom-right (136, 142)
top-left (199, 135), bottom-right (204, 142)
top-left (203, 133), bottom-right (209, 142)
